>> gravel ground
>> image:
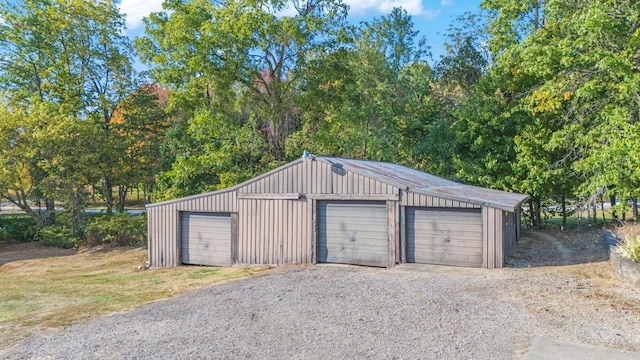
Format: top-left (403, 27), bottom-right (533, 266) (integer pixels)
top-left (2, 230), bottom-right (640, 359)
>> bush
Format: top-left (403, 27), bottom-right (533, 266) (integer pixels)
top-left (616, 224), bottom-right (640, 263)
top-left (0, 215), bottom-right (40, 242)
top-left (40, 225), bottom-right (79, 249)
top-left (85, 213), bottom-right (147, 247)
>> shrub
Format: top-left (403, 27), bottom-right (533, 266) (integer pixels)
top-left (0, 215), bottom-right (40, 242)
top-left (616, 224), bottom-right (640, 263)
top-left (40, 225), bottom-right (79, 249)
top-left (85, 213), bottom-right (147, 247)
top-left (619, 236), bottom-right (640, 263)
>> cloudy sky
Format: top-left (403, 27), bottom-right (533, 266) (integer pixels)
top-left (119, 0), bottom-right (483, 62)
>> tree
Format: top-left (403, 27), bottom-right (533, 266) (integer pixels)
top-left (482, 0), bottom-right (640, 225)
top-left (136, 0), bottom-right (349, 196)
top-left (0, 102), bottom-right (99, 232)
top-left (287, 7), bottom-right (439, 168)
top-left (110, 84), bottom-right (171, 209)
top-left (0, 0), bottom-right (138, 214)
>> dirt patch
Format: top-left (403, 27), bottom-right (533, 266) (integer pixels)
top-left (0, 242), bottom-right (76, 265)
top-left (507, 227), bottom-right (609, 267)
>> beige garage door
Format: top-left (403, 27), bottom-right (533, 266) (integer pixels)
top-left (406, 208), bottom-right (482, 267)
top-left (181, 212), bottom-right (231, 266)
top-left (317, 201), bottom-right (387, 267)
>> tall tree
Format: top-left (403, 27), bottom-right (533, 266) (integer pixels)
top-left (482, 0), bottom-right (640, 225)
top-left (0, 0), bottom-right (138, 214)
top-left (137, 0), bottom-right (349, 196)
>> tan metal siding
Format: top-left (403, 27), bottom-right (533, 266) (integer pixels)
top-left (147, 191), bottom-right (237, 268)
top-left (237, 198), bottom-right (312, 265)
top-left (503, 211), bottom-right (517, 257)
top-left (147, 203), bottom-right (180, 268)
top-left (403, 192), bottom-right (481, 209)
top-left (482, 207), bottom-right (504, 269)
top-left (176, 190), bottom-right (237, 212)
top-left (238, 160), bottom-right (398, 196)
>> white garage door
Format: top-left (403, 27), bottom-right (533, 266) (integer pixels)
top-left (181, 212), bottom-right (231, 266)
top-left (318, 201), bottom-right (387, 267)
top-left (406, 208), bottom-right (482, 267)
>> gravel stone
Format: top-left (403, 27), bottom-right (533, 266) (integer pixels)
top-left (2, 230), bottom-right (640, 359)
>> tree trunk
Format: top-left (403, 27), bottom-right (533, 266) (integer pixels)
top-left (44, 198), bottom-right (56, 226)
top-left (601, 200), bottom-right (606, 223)
top-left (592, 203), bottom-right (597, 223)
top-left (104, 175), bottom-right (114, 215)
top-left (610, 194), bottom-right (617, 221)
top-left (7, 198), bottom-right (45, 228)
top-left (561, 195), bottom-right (567, 231)
top-left (117, 186), bottom-right (128, 212)
top-left (633, 197), bottom-right (638, 221)
top-left (531, 198), bottom-right (542, 230)
top-left (71, 190), bottom-right (83, 238)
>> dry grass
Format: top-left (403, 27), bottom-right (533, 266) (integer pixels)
top-left (0, 247), bottom-right (270, 349)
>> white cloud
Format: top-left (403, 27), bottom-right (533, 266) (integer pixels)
top-left (345, 0), bottom-right (439, 19)
top-left (441, 0), bottom-right (453, 6)
top-left (119, 0), bottom-right (165, 30)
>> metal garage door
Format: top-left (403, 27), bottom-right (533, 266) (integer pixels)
top-left (317, 201), bottom-right (387, 267)
top-left (181, 212), bottom-right (231, 266)
top-left (406, 208), bottom-right (482, 267)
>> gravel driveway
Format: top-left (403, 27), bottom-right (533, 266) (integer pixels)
top-left (2, 256), bottom-right (640, 359)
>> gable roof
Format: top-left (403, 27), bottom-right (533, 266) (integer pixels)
top-left (315, 156), bottom-right (529, 212)
top-left (148, 155), bottom-right (528, 211)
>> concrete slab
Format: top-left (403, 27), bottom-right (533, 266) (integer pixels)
top-left (523, 336), bottom-right (640, 360)
top-left (391, 263), bottom-right (490, 275)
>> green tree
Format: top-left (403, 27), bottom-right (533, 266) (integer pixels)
top-left (482, 0), bottom-right (640, 225)
top-left (0, 0), bottom-right (138, 215)
top-left (0, 102), bottom-right (98, 233)
top-left (287, 8), bottom-right (439, 169)
top-left (137, 0), bottom-right (349, 196)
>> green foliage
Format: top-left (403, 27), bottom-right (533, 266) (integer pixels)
top-left (85, 214), bottom-right (147, 248)
top-left (619, 236), bottom-right (640, 263)
top-left (0, 215), bottom-right (40, 243)
top-left (40, 226), bottom-right (79, 249)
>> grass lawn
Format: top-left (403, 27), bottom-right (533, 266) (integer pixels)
top-left (0, 246), bottom-right (270, 349)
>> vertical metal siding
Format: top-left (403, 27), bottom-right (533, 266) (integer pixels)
top-left (237, 198), bottom-right (312, 265)
top-left (402, 191), bottom-right (481, 209)
top-left (237, 160), bottom-right (397, 196)
top-left (482, 207), bottom-right (504, 269)
top-left (503, 211), bottom-right (517, 257)
top-left (147, 190), bottom-right (238, 268)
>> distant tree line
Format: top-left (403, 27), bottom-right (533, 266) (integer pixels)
top-left (0, 0), bottom-right (638, 237)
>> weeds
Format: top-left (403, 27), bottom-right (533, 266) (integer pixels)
top-left (615, 223), bottom-right (640, 262)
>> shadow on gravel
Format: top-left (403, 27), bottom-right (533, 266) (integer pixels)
top-left (0, 241), bottom-right (76, 266)
top-left (506, 228), bottom-right (609, 268)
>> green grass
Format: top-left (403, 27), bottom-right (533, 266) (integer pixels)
top-left (541, 208), bottom-right (636, 229)
top-left (0, 247), bottom-right (270, 349)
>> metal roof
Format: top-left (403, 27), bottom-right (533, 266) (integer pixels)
top-left (148, 155), bottom-right (529, 212)
top-left (316, 156), bottom-right (529, 212)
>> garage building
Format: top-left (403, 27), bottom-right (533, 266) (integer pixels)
top-left (147, 155), bottom-right (528, 269)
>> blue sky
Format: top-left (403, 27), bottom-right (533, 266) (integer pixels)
top-left (119, 0), bottom-right (484, 65)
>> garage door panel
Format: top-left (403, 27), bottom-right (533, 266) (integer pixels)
top-left (406, 237), bottom-right (483, 248)
top-left (181, 212), bottom-right (231, 266)
top-left (406, 208), bottom-right (482, 267)
top-left (318, 201), bottom-right (387, 267)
